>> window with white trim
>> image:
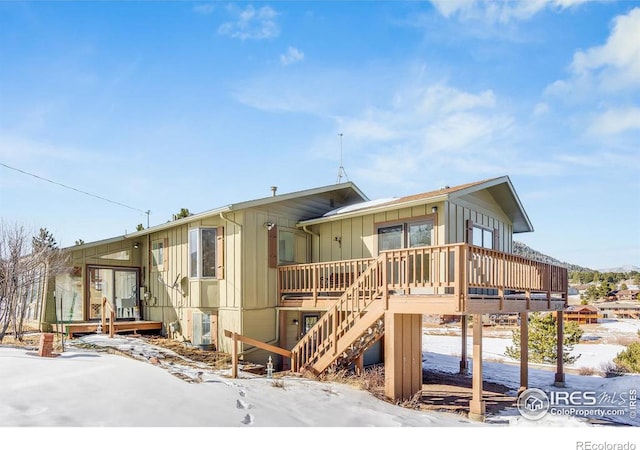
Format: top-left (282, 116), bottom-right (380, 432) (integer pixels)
top-left (189, 228), bottom-right (218, 278)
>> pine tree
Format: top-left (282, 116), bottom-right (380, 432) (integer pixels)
top-left (505, 312), bottom-right (583, 364)
top-left (172, 208), bottom-right (191, 220)
top-left (32, 227), bottom-right (57, 252)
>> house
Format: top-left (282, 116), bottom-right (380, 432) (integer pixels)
top-left (598, 302), bottom-right (640, 319)
top-left (33, 175), bottom-right (568, 421)
top-left (615, 289), bottom-right (640, 301)
top-left (560, 305), bottom-right (600, 324)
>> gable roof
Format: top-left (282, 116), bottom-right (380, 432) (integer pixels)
top-left (298, 175), bottom-right (534, 233)
top-left (67, 182), bottom-right (368, 250)
top-left (566, 305), bottom-right (599, 312)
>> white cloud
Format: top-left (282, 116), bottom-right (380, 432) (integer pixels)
top-left (589, 107), bottom-right (640, 135)
top-left (342, 117), bottom-right (396, 141)
top-left (234, 68), bottom-right (568, 188)
top-left (416, 85), bottom-right (495, 115)
top-left (429, 0), bottom-right (591, 23)
top-left (218, 5), bottom-right (279, 41)
top-left (280, 47), bottom-right (304, 66)
top-left (570, 7), bottom-right (640, 92)
top-left (547, 8), bottom-right (640, 100)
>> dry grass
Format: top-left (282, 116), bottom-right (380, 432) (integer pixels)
top-left (318, 366), bottom-right (386, 399)
top-left (600, 361), bottom-right (627, 378)
top-left (578, 366), bottom-right (597, 376)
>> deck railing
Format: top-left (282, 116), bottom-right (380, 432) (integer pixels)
top-left (287, 244), bottom-right (568, 373)
top-left (291, 256), bottom-right (384, 372)
top-left (279, 257), bottom-right (375, 302)
top-left (279, 244), bottom-right (568, 305)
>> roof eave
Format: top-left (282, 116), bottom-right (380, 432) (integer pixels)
top-left (297, 194), bottom-right (449, 227)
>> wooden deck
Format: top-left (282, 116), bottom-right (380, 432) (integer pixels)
top-left (52, 321), bottom-right (163, 339)
top-left (279, 243), bottom-right (568, 314)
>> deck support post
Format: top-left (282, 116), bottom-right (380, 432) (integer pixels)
top-left (355, 353), bottom-right (364, 375)
top-left (519, 312), bottom-right (528, 395)
top-left (554, 310), bottom-right (565, 387)
top-left (469, 314), bottom-right (485, 422)
top-left (459, 315), bottom-right (468, 374)
top-left (384, 312), bottom-right (422, 402)
top-left (231, 332), bottom-right (239, 379)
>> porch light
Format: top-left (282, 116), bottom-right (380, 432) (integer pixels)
top-left (431, 206), bottom-right (438, 213)
top-left (133, 242), bottom-right (140, 249)
top-left (264, 222), bottom-right (275, 231)
top-left (293, 319), bottom-right (299, 325)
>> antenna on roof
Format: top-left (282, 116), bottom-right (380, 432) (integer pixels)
top-left (336, 133), bottom-right (349, 183)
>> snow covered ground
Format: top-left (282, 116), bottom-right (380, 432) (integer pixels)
top-left (1, 319), bottom-right (639, 448)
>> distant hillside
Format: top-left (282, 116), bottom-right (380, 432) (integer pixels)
top-left (512, 241), bottom-right (593, 272)
top-left (598, 265), bottom-right (640, 273)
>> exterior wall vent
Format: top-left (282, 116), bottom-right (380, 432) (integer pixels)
top-left (192, 311), bottom-right (212, 349)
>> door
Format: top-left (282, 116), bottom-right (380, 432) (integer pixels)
top-left (377, 220), bottom-right (434, 287)
top-left (87, 267), bottom-right (139, 321)
top-left (303, 314), bottom-right (319, 334)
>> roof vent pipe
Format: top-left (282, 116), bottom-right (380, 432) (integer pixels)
top-left (270, 186), bottom-right (277, 197)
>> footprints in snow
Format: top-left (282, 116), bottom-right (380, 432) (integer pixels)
top-left (236, 399), bottom-right (250, 410)
top-left (237, 388), bottom-right (254, 425)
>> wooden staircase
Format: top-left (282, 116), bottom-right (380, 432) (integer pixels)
top-left (290, 254), bottom-right (387, 375)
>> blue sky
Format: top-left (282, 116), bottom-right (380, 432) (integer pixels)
top-left (0, 1), bottom-right (638, 270)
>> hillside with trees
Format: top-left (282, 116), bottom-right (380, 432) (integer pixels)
top-left (512, 241), bottom-right (592, 272)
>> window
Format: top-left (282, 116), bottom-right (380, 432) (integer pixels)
top-left (278, 230), bottom-right (295, 264)
top-left (378, 225), bottom-right (403, 251)
top-left (472, 225), bottom-right (494, 250)
top-left (377, 220), bottom-right (433, 252)
top-left (189, 227), bottom-right (222, 279)
top-left (151, 239), bottom-right (167, 271)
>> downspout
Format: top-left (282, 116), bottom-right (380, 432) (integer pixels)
top-left (219, 211), bottom-right (242, 230)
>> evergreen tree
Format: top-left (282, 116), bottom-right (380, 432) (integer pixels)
top-left (582, 285), bottom-right (599, 302)
top-left (32, 227), bottom-right (57, 252)
top-left (136, 224), bottom-right (144, 231)
top-left (598, 281), bottom-right (612, 298)
top-left (614, 342), bottom-right (640, 374)
top-left (172, 208), bottom-right (191, 220)
top-left (505, 312), bottom-right (583, 364)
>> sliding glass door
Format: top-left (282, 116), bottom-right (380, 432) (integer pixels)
top-left (87, 266), bottom-right (139, 321)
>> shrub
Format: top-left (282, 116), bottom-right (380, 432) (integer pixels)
top-left (504, 312), bottom-right (583, 364)
top-left (613, 341), bottom-right (640, 374)
top-left (600, 361), bottom-right (627, 378)
top-left (578, 366), bottom-right (596, 376)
